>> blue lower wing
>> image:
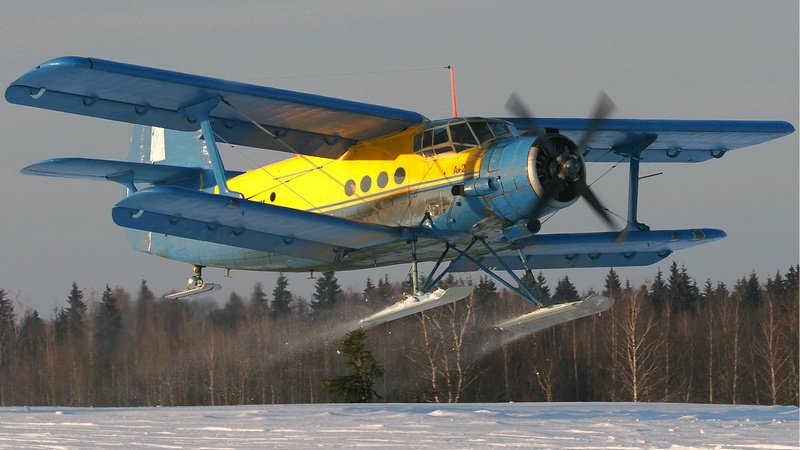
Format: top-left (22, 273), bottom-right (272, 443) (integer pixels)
top-left (450, 228), bottom-right (726, 271)
top-left (112, 186), bottom-right (404, 264)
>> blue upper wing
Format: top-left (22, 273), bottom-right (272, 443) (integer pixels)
top-left (5, 56), bottom-right (428, 158)
top-left (7, 57), bottom-right (792, 162)
top-left (505, 118), bottom-right (794, 163)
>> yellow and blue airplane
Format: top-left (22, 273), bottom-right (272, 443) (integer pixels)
top-left (5, 57), bottom-right (794, 330)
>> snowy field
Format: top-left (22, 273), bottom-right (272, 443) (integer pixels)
top-left (0, 403), bottom-right (797, 449)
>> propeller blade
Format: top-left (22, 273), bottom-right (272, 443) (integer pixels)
top-left (504, 91), bottom-right (531, 118)
top-left (506, 90), bottom-right (625, 241)
top-left (574, 91), bottom-right (616, 153)
top-left (575, 178), bottom-right (617, 230)
top-left (530, 179), bottom-right (563, 220)
top-left (505, 92), bottom-right (557, 156)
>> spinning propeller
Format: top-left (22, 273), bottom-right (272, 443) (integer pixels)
top-left (505, 92), bottom-right (620, 233)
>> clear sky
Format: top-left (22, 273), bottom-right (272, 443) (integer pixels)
top-left (1, 0), bottom-right (797, 316)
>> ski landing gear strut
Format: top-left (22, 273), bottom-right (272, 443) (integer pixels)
top-left (360, 236), bottom-right (614, 332)
top-left (165, 265), bottom-right (221, 300)
top-left (358, 239), bottom-right (474, 327)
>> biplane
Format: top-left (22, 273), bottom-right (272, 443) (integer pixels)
top-left (5, 57), bottom-right (794, 331)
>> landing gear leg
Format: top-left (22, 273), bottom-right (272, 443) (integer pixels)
top-left (186, 265), bottom-right (206, 290)
top-left (165, 265), bottom-right (222, 300)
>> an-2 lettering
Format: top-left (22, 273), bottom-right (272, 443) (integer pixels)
top-left (453, 164), bottom-right (467, 174)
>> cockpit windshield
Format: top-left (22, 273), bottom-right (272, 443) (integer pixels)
top-left (413, 118), bottom-right (516, 157)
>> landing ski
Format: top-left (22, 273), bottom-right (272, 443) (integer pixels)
top-left (359, 286), bottom-right (474, 327)
top-left (165, 283), bottom-right (221, 300)
top-left (496, 294), bottom-right (614, 334)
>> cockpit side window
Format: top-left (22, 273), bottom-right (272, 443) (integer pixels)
top-left (432, 127), bottom-right (449, 146)
top-left (471, 121), bottom-right (495, 144)
top-left (489, 122), bottom-right (513, 139)
top-left (449, 122), bottom-right (478, 151)
top-left (415, 126), bottom-right (454, 157)
top-left (414, 119), bottom-right (515, 158)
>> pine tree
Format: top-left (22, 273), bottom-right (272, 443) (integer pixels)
top-left (0, 289), bottom-right (15, 374)
top-left (784, 265), bottom-right (798, 296)
top-left (249, 282), bottom-right (269, 316)
top-left (271, 274), bottom-right (293, 318)
top-left (736, 272), bottom-right (763, 309)
top-left (93, 285), bottom-right (121, 381)
top-left (649, 268), bottom-right (668, 314)
top-left (401, 273), bottom-right (415, 295)
top-left (16, 310), bottom-right (47, 376)
top-left (324, 328), bottom-right (384, 402)
top-left (376, 275), bottom-right (394, 307)
top-left (667, 262), bottom-right (700, 312)
top-left (765, 271), bottom-right (785, 299)
top-left (363, 277), bottom-right (377, 304)
top-left (135, 280), bottom-right (156, 335)
top-left (312, 271), bottom-right (342, 312)
top-left (439, 273), bottom-right (457, 289)
top-left (0, 289), bottom-right (13, 336)
top-left (65, 282), bottom-right (87, 339)
top-left (214, 291), bottom-right (246, 330)
top-left (474, 275), bottom-right (498, 307)
top-left (553, 276), bottom-right (580, 304)
top-left (535, 271), bottom-right (552, 303)
top-left (603, 268), bottom-right (623, 298)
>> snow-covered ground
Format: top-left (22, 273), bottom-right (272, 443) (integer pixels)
top-left (0, 402), bottom-right (796, 449)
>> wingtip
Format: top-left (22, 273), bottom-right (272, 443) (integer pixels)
top-left (34, 56), bottom-right (94, 71)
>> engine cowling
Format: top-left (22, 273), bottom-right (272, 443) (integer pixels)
top-left (474, 134), bottom-right (584, 223)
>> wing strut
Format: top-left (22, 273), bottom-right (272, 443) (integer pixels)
top-left (620, 135), bottom-right (657, 231)
top-left (181, 97), bottom-right (242, 199)
top-left (419, 238), bottom-right (544, 306)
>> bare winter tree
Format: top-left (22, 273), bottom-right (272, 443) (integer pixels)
top-left (611, 289), bottom-right (660, 402)
top-left (412, 295), bottom-right (480, 403)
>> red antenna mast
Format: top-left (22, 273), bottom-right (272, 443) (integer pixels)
top-left (446, 65), bottom-right (458, 117)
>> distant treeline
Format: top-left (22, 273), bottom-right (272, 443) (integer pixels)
top-left (0, 262), bottom-right (797, 406)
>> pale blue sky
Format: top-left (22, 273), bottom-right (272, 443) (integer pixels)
top-left (1, 0), bottom-right (796, 315)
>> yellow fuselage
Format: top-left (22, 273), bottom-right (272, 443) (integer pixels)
top-left (227, 124), bottom-right (481, 229)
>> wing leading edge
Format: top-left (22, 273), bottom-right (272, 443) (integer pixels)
top-left (5, 56), bottom-right (429, 158)
top-left (506, 118), bottom-right (794, 163)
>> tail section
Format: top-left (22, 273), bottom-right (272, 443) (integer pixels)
top-left (128, 125), bottom-right (212, 172)
top-left (125, 125), bottom-right (215, 256)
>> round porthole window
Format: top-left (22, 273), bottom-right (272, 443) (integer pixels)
top-left (360, 175), bottom-right (372, 193)
top-left (270, 192), bottom-right (276, 202)
top-left (394, 167), bottom-right (406, 184)
top-left (377, 171), bottom-right (388, 188)
top-left (344, 179), bottom-right (356, 196)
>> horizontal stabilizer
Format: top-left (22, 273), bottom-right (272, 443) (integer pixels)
top-left (359, 286), bottom-right (474, 327)
top-left (22, 158), bottom-right (242, 190)
top-left (496, 295), bottom-right (614, 334)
